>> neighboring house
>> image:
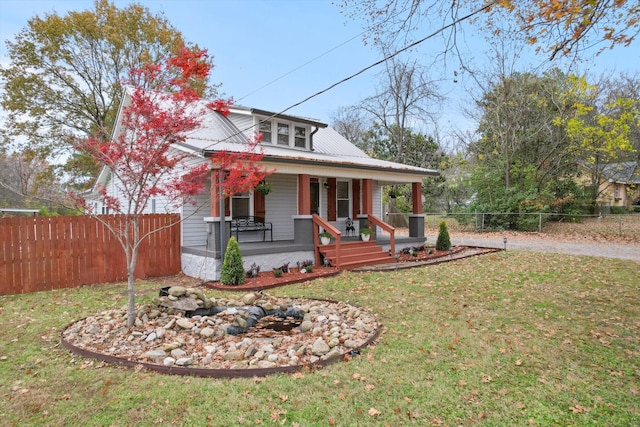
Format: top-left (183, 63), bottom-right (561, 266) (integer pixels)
top-left (597, 161), bottom-right (640, 207)
top-left (89, 92), bottom-right (439, 280)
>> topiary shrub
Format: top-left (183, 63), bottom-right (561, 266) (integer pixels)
top-left (220, 237), bottom-right (245, 286)
top-left (435, 221), bottom-right (451, 251)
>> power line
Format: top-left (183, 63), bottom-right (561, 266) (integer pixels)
top-left (202, 1), bottom-right (496, 151)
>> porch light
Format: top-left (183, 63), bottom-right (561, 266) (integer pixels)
top-left (323, 181), bottom-right (329, 189)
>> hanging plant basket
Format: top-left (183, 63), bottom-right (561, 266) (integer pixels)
top-left (255, 181), bottom-right (272, 196)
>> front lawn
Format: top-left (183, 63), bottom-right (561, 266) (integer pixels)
top-left (1, 251), bottom-right (638, 426)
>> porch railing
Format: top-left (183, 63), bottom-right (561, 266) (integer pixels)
top-left (312, 214), bottom-right (342, 267)
top-left (364, 214), bottom-right (396, 256)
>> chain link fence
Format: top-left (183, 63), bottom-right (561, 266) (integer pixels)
top-left (384, 212), bottom-right (640, 242)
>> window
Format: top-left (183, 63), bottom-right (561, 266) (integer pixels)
top-left (294, 126), bottom-right (306, 148)
top-left (277, 122), bottom-right (289, 145)
top-left (336, 181), bottom-right (350, 218)
top-left (259, 121), bottom-right (272, 143)
top-left (231, 192), bottom-right (251, 217)
top-left (614, 184), bottom-right (621, 200)
top-left (256, 117), bottom-right (310, 149)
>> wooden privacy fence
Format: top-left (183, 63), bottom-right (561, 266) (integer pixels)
top-left (0, 214), bottom-right (181, 295)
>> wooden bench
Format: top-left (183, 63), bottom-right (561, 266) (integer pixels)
top-left (230, 216), bottom-right (273, 242)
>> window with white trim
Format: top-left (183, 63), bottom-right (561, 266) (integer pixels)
top-left (259, 121), bottom-right (272, 143)
top-left (256, 117), bottom-right (310, 149)
top-left (294, 126), bottom-right (306, 148)
top-left (336, 181), bottom-right (350, 218)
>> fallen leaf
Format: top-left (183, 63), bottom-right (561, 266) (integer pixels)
top-left (365, 384), bottom-right (375, 391)
top-left (368, 407), bottom-right (382, 416)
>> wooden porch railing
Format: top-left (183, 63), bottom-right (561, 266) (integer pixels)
top-left (364, 214), bottom-right (396, 256)
top-left (312, 214), bottom-right (342, 267)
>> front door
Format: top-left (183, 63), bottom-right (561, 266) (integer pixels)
top-left (310, 181), bottom-right (319, 215)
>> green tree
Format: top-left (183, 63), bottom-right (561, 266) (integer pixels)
top-left (0, 0), bottom-right (212, 188)
top-left (565, 96), bottom-right (639, 211)
top-left (465, 69), bottom-right (590, 228)
top-left (220, 237), bottom-right (245, 286)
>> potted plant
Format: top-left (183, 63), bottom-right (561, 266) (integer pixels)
top-left (319, 231), bottom-right (332, 245)
top-left (255, 181), bottom-right (271, 196)
top-left (359, 226), bottom-right (372, 242)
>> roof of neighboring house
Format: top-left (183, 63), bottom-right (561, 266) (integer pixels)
top-left (600, 161), bottom-right (640, 184)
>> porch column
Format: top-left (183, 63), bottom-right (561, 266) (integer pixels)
top-left (411, 182), bottom-right (422, 214)
top-left (298, 174), bottom-right (310, 215)
top-left (409, 181), bottom-right (425, 238)
top-left (295, 174), bottom-right (313, 246)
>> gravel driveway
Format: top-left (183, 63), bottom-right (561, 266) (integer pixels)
top-left (434, 233), bottom-right (640, 263)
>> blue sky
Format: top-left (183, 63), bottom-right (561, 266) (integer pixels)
top-left (1, 0), bottom-right (638, 136)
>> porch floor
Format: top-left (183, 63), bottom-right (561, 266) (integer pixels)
top-left (182, 234), bottom-right (427, 258)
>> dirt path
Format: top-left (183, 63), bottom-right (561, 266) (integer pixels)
top-left (437, 232), bottom-right (640, 262)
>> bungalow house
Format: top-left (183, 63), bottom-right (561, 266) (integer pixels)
top-left (597, 161), bottom-right (640, 208)
top-left (90, 91), bottom-right (439, 281)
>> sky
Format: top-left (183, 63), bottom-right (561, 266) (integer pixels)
top-left (1, 0), bottom-right (639, 139)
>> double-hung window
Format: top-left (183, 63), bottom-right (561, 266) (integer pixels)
top-left (277, 122), bottom-right (290, 145)
top-left (231, 192), bottom-right (251, 217)
top-left (257, 117), bottom-right (309, 149)
top-left (336, 181), bottom-right (350, 218)
top-left (259, 121), bottom-right (272, 143)
top-left (294, 126), bottom-right (306, 148)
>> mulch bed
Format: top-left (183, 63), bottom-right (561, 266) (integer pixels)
top-left (204, 266), bottom-right (341, 291)
top-left (204, 246), bottom-right (469, 292)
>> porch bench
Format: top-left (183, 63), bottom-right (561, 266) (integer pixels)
top-left (230, 216), bottom-right (273, 242)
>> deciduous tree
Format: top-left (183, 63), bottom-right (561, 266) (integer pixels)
top-left (0, 0), bottom-right (211, 187)
top-left (338, 0), bottom-right (639, 59)
top-left (74, 48), bottom-right (269, 327)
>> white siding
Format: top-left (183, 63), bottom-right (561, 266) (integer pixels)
top-left (182, 183), bottom-right (211, 247)
top-left (265, 174), bottom-right (297, 240)
top-left (227, 112), bottom-right (255, 139)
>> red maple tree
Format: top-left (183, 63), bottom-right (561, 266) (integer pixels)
top-left (76, 47), bottom-right (271, 326)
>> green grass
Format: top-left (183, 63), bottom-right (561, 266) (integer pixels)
top-left (1, 251), bottom-right (639, 426)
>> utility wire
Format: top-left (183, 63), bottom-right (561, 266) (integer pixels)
top-left (202, 1), bottom-right (496, 151)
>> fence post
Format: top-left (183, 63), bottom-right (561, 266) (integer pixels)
top-left (539, 213), bottom-right (542, 233)
top-left (619, 215), bottom-right (622, 236)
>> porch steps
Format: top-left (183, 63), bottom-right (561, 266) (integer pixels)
top-left (318, 241), bottom-right (394, 269)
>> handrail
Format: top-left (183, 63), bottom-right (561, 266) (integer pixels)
top-left (364, 214), bottom-right (395, 257)
top-left (312, 214), bottom-right (342, 267)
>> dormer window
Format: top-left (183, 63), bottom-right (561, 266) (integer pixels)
top-left (257, 116), bottom-right (310, 149)
top-left (277, 122), bottom-right (290, 145)
top-left (294, 126), bottom-right (306, 148)
top-left (259, 121), bottom-right (272, 143)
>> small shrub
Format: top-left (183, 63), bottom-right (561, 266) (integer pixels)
top-left (220, 237), bottom-right (245, 286)
top-left (275, 262), bottom-right (290, 273)
top-left (436, 221), bottom-right (452, 251)
top-left (305, 265), bottom-right (313, 273)
top-left (299, 259), bottom-right (314, 268)
top-left (272, 268), bottom-right (283, 278)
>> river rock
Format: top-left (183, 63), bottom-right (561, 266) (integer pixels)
top-left (168, 286), bottom-right (187, 297)
top-left (176, 318), bottom-right (195, 329)
top-left (242, 293), bottom-right (259, 305)
top-left (312, 338), bottom-right (330, 356)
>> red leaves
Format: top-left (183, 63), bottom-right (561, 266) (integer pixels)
top-left (210, 132), bottom-right (275, 197)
